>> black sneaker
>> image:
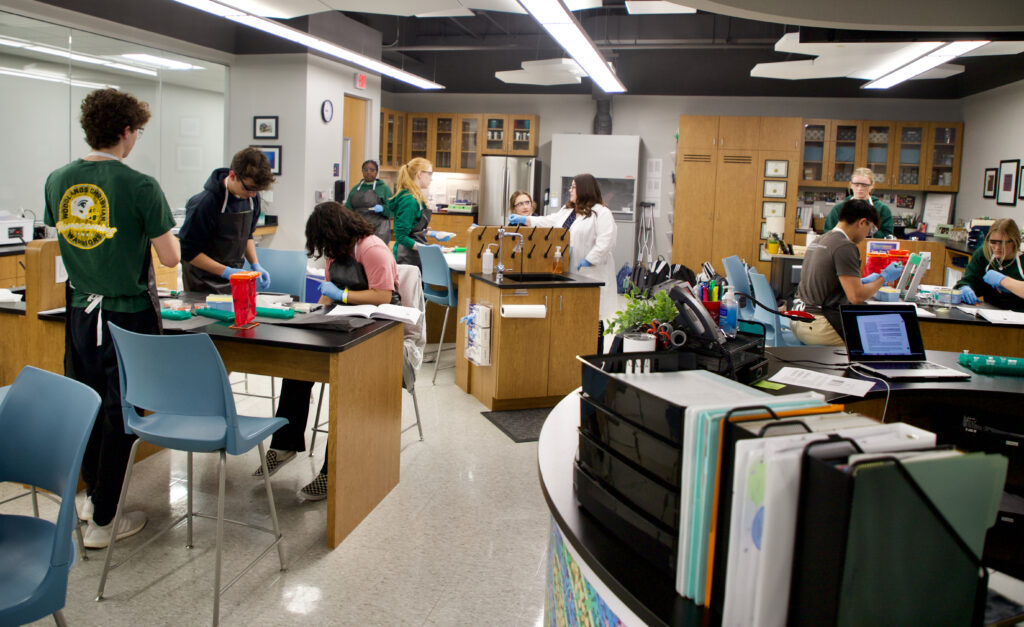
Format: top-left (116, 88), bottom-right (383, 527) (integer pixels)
top-left (298, 473), bottom-right (328, 501)
top-left (252, 449), bottom-right (296, 478)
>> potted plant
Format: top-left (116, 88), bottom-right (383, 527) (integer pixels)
top-left (605, 288), bottom-right (679, 342)
top-left (766, 232), bottom-right (781, 254)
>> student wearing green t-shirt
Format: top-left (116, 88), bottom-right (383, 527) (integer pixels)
top-left (43, 88), bottom-right (179, 549)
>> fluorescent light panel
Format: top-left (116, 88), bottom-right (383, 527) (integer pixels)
top-left (122, 53), bottom-right (199, 70)
top-left (863, 40), bottom-right (989, 89)
top-left (517, 0), bottom-right (626, 93)
top-left (169, 0), bottom-right (442, 90)
top-left (625, 1), bottom-right (696, 14)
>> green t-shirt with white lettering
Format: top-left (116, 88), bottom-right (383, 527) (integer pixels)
top-left (44, 159), bottom-right (175, 312)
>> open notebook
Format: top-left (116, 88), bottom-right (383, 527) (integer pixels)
top-left (326, 303), bottom-right (421, 325)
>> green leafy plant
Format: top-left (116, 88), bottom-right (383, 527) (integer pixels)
top-left (605, 288), bottom-right (679, 336)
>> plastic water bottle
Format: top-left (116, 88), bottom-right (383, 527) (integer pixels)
top-left (481, 245), bottom-right (494, 274)
top-left (720, 287), bottom-right (738, 338)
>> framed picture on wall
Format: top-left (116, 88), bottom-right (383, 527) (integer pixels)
top-left (252, 145), bottom-right (281, 175)
top-left (253, 116), bottom-right (278, 139)
top-left (1020, 166), bottom-right (1024, 199)
top-left (762, 201), bottom-right (785, 218)
top-left (764, 159), bottom-right (788, 178)
top-left (763, 180), bottom-right (787, 198)
top-left (996, 159), bottom-right (1019, 206)
top-left (983, 168), bottom-right (997, 198)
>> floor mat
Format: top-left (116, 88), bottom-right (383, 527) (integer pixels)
top-left (480, 407), bottom-right (553, 443)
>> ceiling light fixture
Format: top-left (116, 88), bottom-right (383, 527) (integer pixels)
top-left (624, 1), bottom-right (696, 15)
top-left (168, 0), bottom-right (443, 90)
top-left (516, 0), bottom-right (625, 93)
top-left (863, 40), bottom-right (989, 89)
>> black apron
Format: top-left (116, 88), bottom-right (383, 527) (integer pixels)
top-left (328, 250), bottom-right (401, 306)
top-left (182, 195), bottom-right (253, 295)
top-left (349, 181), bottom-right (392, 244)
top-left (396, 205), bottom-right (431, 268)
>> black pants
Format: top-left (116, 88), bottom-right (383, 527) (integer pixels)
top-left (272, 378), bottom-right (327, 474)
top-left (69, 306), bottom-right (160, 526)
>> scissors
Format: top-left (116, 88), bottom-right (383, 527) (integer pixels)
top-left (645, 320), bottom-right (673, 349)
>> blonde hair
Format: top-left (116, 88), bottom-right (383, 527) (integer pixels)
top-left (391, 157), bottom-right (431, 207)
top-left (851, 167), bottom-right (874, 184)
top-left (985, 218), bottom-right (1021, 264)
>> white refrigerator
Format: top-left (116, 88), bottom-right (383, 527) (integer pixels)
top-left (478, 156), bottom-right (540, 225)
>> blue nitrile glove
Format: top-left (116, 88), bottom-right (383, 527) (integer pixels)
top-left (577, 259), bottom-right (593, 272)
top-left (372, 204), bottom-right (384, 214)
top-left (251, 262), bottom-right (271, 290)
top-left (984, 269), bottom-right (1008, 291)
top-left (881, 261), bottom-right (903, 283)
top-left (319, 281), bottom-right (345, 302)
top-left (861, 273), bottom-right (880, 284)
top-left (220, 266), bottom-right (246, 280)
top-left (959, 285), bottom-right (978, 304)
top-left (508, 215), bottom-right (528, 226)
top-left (429, 230), bottom-right (455, 242)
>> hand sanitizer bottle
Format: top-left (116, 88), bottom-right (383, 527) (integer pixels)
top-left (720, 286), bottom-right (738, 338)
top-left (552, 246), bottom-right (563, 274)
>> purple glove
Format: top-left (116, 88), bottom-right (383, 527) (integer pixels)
top-left (959, 285), bottom-right (978, 304)
top-left (319, 281), bottom-right (345, 302)
top-left (251, 262), bottom-right (271, 290)
top-left (880, 261), bottom-right (903, 283)
top-left (861, 273), bottom-right (880, 284)
top-left (984, 269), bottom-right (1008, 291)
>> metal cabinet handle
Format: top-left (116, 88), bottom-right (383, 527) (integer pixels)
top-left (559, 295), bottom-right (563, 312)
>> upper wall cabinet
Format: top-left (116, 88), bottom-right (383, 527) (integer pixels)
top-left (859, 121), bottom-right (897, 187)
top-left (482, 114), bottom-right (539, 156)
top-left (379, 108), bottom-right (405, 169)
top-left (827, 120), bottom-right (861, 186)
top-left (893, 122), bottom-right (926, 190)
top-left (800, 119), bottom-right (831, 186)
top-left (457, 114), bottom-right (482, 172)
top-left (924, 122), bottom-right (963, 192)
top-left (406, 113), bottom-right (433, 163)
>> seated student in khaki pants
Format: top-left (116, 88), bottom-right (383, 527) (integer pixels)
top-left (791, 199), bottom-right (903, 346)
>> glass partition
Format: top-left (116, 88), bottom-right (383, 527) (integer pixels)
top-left (0, 10), bottom-right (226, 222)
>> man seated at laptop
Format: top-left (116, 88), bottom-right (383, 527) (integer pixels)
top-left (791, 199), bottom-right (903, 346)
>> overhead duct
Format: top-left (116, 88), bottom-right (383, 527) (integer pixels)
top-left (593, 92), bottom-right (612, 134)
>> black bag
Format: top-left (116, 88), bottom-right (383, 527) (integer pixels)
top-left (629, 257), bottom-right (672, 298)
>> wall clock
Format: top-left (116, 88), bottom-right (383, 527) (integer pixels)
top-left (320, 99), bottom-right (333, 123)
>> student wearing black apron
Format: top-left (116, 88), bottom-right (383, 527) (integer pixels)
top-left (344, 159), bottom-right (392, 244)
top-left (389, 157), bottom-right (455, 267)
top-left (178, 148), bottom-right (276, 294)
top-left (271, 202), bottom-right (402, 501)
top-left (43, 88), bottom-right (180, 549)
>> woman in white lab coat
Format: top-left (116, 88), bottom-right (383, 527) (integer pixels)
top-left (510, 173), bottom-right (618, 321)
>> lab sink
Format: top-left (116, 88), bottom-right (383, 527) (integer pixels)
top-left (500, 273), bottom-right (573, 283)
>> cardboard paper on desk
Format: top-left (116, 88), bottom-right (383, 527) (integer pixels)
top-left (721, 423), bottom-right (935, 627)
top-left (676, 392), bottom-right (825, 601)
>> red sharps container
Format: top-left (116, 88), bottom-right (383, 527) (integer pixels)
top-left (229, 271), bottom-right (261, 328)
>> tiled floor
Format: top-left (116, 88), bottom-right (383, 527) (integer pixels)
top-left (9, 353), bottom-right (550, 626)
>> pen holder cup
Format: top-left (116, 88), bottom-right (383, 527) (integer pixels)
top-left (229, 271), bottom-right (260, 327)
top-left (702, 300), bottom-right (721, 324)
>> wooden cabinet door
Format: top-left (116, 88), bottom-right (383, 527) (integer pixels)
top-left (893, 122), bottom-right (926, 189)
top-left (758, 117), bottom-right (801, 151)
top-left (406, 114), bottom-right (433, 163)
top-left (493, 289), bottom-right (550, 399)
top-left (924, 122), bottom-right (963, 192)
top-left (547, 287), bottom-right (599, 397)
top-left (380, 108), bottom-right (404, 168)
top-left (0, 255), bottom-right (17, 288)
top-left (508, 114), bottom-right (538, 156)
top-left (717, 116), bottom-right (761, 150)
top-left (433, 114), bottom-right (457, 171)
top-left (672, 150), bottom-right (718, 272)
top-left (456, 114), bottom-right (481, 172)
top-left (828, 120), bottom-right (861, 186)
top-left (711, 152), bottom-right (758, 268)
top-left (858, 121), bottom-right (897, 187)
top-left (677, 115), bottom-right (720, 150)
top-left (482, 114), bottom-right (509, 155)
top-left (799, 119), bottom-right (832, 185)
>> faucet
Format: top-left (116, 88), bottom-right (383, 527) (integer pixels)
top-left (495, 227), bottom-right (524, 282)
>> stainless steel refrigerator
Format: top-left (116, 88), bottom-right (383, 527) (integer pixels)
top-left (478, 156), bottom-right (541, 225)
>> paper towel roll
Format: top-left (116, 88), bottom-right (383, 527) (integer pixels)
top-left (765, 216), bottom-right (786, 238)
top-left (500, 304), bottom-right (546, 318)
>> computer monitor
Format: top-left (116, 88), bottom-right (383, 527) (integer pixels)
top-left (769, 255), bottom-right (802, 307)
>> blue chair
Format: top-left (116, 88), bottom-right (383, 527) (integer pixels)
top-left (0, 367), bottom-right (101, 627)
top-left (98, 324), bottom-right (288, 626)
top-left (722, 255), bottom-right (756, 321)
top-left (418, 245), bottom-right (458, 384)
top-left (748, 269), bottom-right (803, 347)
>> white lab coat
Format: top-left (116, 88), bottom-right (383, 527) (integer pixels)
top-left (530, 203), bottom-right (618, 321)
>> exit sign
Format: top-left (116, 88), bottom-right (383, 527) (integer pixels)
top-left (354, 73), bottom-right (366, 89)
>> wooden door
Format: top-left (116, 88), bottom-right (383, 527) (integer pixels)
top-left (717, 116), bottom-right (761, 150)
top-left (547, 287), bottom-right (599, 397)
top-left (457, 114), bottom-right (481, 172)
top-left (827, 120), bottom-right (860, 187)
top-left (858, 121), bottom-right (897, 187)
top-left (678, 115), bottom-right (720, 150)
top-left (493, 289), bottom-right (550, 399)
top-left (508, 114), bottom-right (538, 156)
top-left (800, 119), bottom-right (832, 186)
top-left (758, 117), bottom-right (801, 151)
top-left (343, 95), bottom-right (367, 187)
top-left (482, 114), bottom-right (509, 155)
top-left (406, 113), bottom-right (432, 163)
top-left (893, 122), bottom-right (926, 189)
top-left (672, 149), bottom-right (718, 271)
top-left (711, 152), bottom-right (758, 269)
top-left (924, 122), bottom-right (963, 192)
top-left (433, 114), bottom-right (457, 171)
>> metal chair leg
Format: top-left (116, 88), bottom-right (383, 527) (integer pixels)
top-left (270, 376), bottom-right (277, 414)
top-left (258, 442), bottom-right (287, 570)
top-left (213, 450), bottom-right (226, 626)
top-left (409, 386), bottom-right (423, 441)
top-left (309, 383), bottom-right (326, 455)
top-left (31, 486), bottom-right (39, 517)
top-left (431, 306), bottom-right (450, 384)
top-left (186, 451), bottom-right (194, 549)
top-left (52, 609), bottom-right (67, 627)
top-left (97, 438), bottom-right (143, 601)
top-left (75, 515), bottom-right (87, 562)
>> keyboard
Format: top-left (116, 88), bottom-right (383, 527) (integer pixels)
top-left (873, 362), bottom-right (942, 370)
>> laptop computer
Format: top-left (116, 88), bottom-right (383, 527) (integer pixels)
top-left (839, 304), bottom-right (970, 380)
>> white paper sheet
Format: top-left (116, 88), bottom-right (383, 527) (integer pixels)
top-left (769, 367), bottom-right (874, 397)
